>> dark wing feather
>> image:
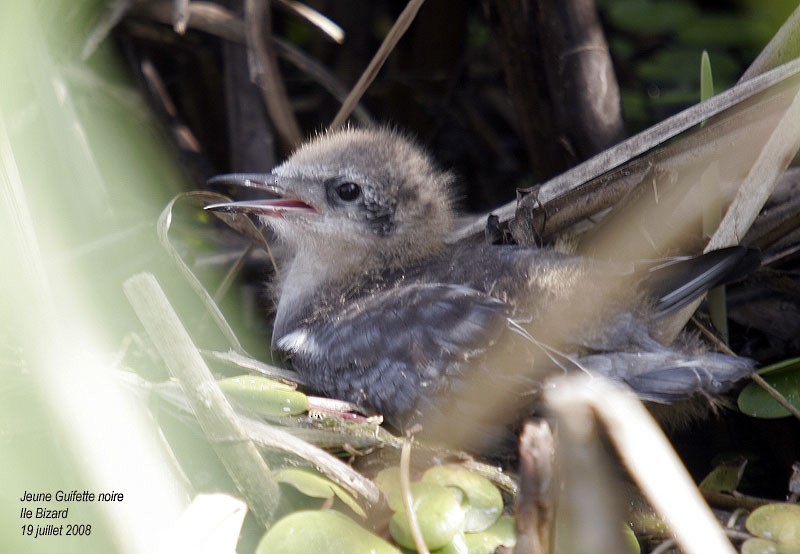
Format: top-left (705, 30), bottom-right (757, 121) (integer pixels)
top-left (643, 246), bottom-right (760, 315)
top-left (276, 283), bottom-right (511, 424)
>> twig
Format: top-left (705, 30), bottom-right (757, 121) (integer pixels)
top-left (516, 420), bottom-right (557, 554)
top-left (129, 2), bottom-right (373, 124)
top-left (547, 377), bottom-right (738, 554)
top-left (275, 0), bottom-right (344, 43)
top-left (244, 0), bottom-right (303, 148)
top-left (238, 416), bottom-right (381, 505)
top-left (123, 272), bottom-right (280, 526)
top-left (701, 489), bottom-right (774, 512)
top-left (329, 0), bottom-right (427, 129)
top-left (691, 317), bottom-right (800, 421)
top-left (212, 241), bottom-right (255, 302)
top-left (277, 38), bottom-right (373, 125)
top-left (450, 59), bottom-right (800, 242)
top-left (172, 0), bottom-right (190, 34)
top-left (400, 432), bottom-right (430, 554)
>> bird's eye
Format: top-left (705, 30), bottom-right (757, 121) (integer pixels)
top-left (336, 182), bottom-right (361, 202)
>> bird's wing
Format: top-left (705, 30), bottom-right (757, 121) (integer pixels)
top-left (276, 283), bottom-right (511, 422)
top-left (639, 246), bottom-right (761, 315)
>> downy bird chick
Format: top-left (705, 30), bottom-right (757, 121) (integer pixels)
top-left (206, 127), bottom-right (755, 438)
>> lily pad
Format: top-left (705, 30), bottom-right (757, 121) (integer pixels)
top-left (463, 515), bottom-right (517, 554)
top-left (256, 510), bottom-right (401, 554)
top-left (743, 503), bottom-right (800, 554)
top-left (389, 482), bottom-right (466, 551)
top-left (274, 468), bottom-right (366, 518)
top-left (218, 375), bottom-right (308, 416)
top-left (432, 532), bottom-right (468, 554)
top-left (423, 465), bottom-right (504, 532)
top-left (374, 466), bottom-right (404, 509)
top-left (738, 360), bottom-right (800, 419)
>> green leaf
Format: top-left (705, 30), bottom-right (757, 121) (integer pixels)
top-left (374, 466), bottom-right (404, 510)
top-left (274, 468), bottom-right (366, 518)
top-left (742, 536), bottom-right (782, 554)
top-left (738, 361), bottom-right (800, 419)
top-left (743, 503), bottom-right (800, 554)
top-left (389, 482), bottom-right (466, 551)
top-left (463, 515), bottom-right (517, 554)
top-left (701, 50), bottom-right (714, 101)
top-left (699, 457), bottom-right (747, 494)
top-left (256, 510), bottom-right (401, 554)
top-left (432, 532), bottom-right (468, 554)
top-left (756, 357), bottom-right (800, 376)
top-left (423, 465), bottom-right (504, 532)
top-left (622, 523), bottom-right (641, 554)
top-left (218, 375), bottom-right (308, 416)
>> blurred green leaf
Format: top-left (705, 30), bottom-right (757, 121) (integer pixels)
top-left (701, 51), bottom-right (714, 101)
top-left (742, 536), bottom-right (783, 554)
top-left (389, 482), bottom-right (465, 551)
top-left (256, 510), bottom-right (401, 554)
top-left (423, 465), bottom-right (503, 532)
top-left (738, 359), bottom-right (800, 419)
top-left (679, 14), bottom-right (772, 48)
top-left (463, 515), bottom-right (517, 554)
top-left (433, 532), bottom-right (468, 554)
top-left (605, 0), bottom-right (698, 35)
top-left (374, 466), bottom-right (405, 510)
top-left (755, 357), bottom-right (800, 376)
top-left (274, 468), bottom-right (366, 518)
top-left (218, 375), bottom-right (309, 416)
top-left (622, 523), bottom-right (641, 554)
top-left (743, 503), bottom-right (800, 554)
top-left (699, 457), bottom-right (747, 494)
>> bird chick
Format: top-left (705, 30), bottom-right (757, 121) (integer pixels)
top-left (206, 127), bottom-right (755, 437)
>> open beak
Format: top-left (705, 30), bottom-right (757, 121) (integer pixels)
top-left (204, 173), bottom-right (318, 217)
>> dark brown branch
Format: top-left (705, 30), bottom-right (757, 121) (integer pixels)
top-left (535, 0), bottom-right (625, 159)
top-left (244, 0), bottom-right (303, 149)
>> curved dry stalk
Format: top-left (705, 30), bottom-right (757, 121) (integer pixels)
top-left (400, 434), bottom-right (430, 554)
top-left (157, 191), bottom-right (255, 355)
top-left (275, 0), bottom-right (344, 44)
top-left (547, 377), bottom-right (738, 554)
top-left (329, 0), bottom-right (427, 129)
top-left (129, 2), bottom-right (373, 125)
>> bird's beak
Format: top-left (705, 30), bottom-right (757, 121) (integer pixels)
top-left (204, 173), bottom-right (318, 217)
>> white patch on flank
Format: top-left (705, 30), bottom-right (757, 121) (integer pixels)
top-left (277, 329), bottom-right (317, 355)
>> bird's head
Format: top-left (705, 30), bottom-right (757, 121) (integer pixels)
top-left (206, 127), bottom-right (456, 271)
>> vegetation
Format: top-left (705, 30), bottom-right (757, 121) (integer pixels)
top-left (2, 1), bottom-right (799, 553)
